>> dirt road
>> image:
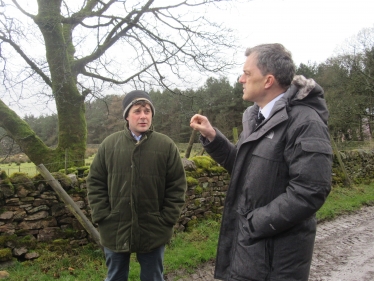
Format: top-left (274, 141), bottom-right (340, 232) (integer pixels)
top-left (309, 205), bottom-right (374, 281)
top-left (166, 205), bottom-right (374, 281)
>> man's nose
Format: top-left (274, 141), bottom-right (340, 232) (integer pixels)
top-left (238, 74), bottom-right (245, 83)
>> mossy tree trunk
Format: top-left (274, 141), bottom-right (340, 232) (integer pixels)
top-left (35, 0), bottom-right (87, 169)
top-left (0, 0), bottom-right (238, 171)
top-left (0, 0), bottom-right (87, 171)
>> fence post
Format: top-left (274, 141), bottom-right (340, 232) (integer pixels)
top-left (65, 148), bottom-right (68, 174)
top-left (331, 137), bottom-right (352, 187)
top-left (37, 164), bottom-right (102, 250)
top-left (185, 109), bottom-right (202, 158)
top-left (232, 127), bottom-right (238, 144)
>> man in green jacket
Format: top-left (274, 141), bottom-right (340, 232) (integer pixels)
top-left (87, 90), bottom-right (187, 281)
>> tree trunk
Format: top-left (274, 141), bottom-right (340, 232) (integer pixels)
top-left (33, 0), bottom-right (87, 170)
top-left (0, 1), bottom-right (87, 171)
top-left (0, 99), bottom-right (51, 163)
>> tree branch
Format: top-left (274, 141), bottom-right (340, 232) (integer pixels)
top-left (11, 0), bottom-right (36, 19)
top-left (62, 0), bottom-right (117, 26)
top-left (0, 34), bottom-right (52, 87)
top-left (81, 62), bottom-right (153, 85)
top-left (73, 0), bottom-right (155, 71)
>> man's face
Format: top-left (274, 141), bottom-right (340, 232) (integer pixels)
top-left (238, 53), bottom-right (268, 106)
top-left (126, 103), bottom-right (152, 136)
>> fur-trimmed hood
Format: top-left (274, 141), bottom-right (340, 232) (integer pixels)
top-left (285, 75), bottom-right (328, 124)
top-left (243, 75), bottom-right (329, 129)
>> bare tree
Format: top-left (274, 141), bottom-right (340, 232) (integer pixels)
top-left (0, 0), bottom-right (238, 170)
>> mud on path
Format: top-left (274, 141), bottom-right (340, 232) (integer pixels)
top-left (309, 205), bottom-right (374, 281)
top-left (165, 205), bottom-right (374, 281)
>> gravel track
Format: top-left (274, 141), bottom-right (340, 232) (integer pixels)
top-left (165, 206), bottom-right (374, 281)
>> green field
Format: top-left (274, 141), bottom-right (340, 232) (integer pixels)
top-left (0, 162), bottom-right (39, 177)
top-left (0, 143), bottom-right (203, 177)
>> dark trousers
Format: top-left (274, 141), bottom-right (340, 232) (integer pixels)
top-left (104, 245), bottom-right (165, 281)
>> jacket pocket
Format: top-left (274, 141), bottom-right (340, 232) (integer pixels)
top-left (300, 138), bottom-right (332, 155)
top-left (138, 211), bottom-right (173, 252)
top-left (231, 211), bottom-right (270, 280)
top-left (97, 211), bottom-right (120, 248)
top-left (149, 211), bottom-right (171, 226)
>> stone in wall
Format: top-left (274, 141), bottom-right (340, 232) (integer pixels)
top-left (0, 149), bottom-right (370, 264)
top-left (0, 172), bottom-right (91, 264)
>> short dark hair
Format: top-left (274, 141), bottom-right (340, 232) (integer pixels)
top-left (245, 43), bottom-right (295, 88)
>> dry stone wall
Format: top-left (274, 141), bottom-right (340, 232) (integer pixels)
top-left (332, 149), bottom-right (374, 185)
top-left (0, 149), bottom-right (373, 263)
top-left (0, 163), bottom-right (230, 264)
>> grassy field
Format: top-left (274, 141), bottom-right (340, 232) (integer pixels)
top-left (0, 143), bottom-right (203, 177)
top-left (2, 182), bottom-right (374, 280)
top-left (0, 162), bottom-right (39, 177)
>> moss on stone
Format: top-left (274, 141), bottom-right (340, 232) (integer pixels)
top-left (32, 173), bottom-right (44, 182)
top-left (62, 228), bottom-right (79, 239)
top-left (53, 239), bottom-right (69, 245)
top-left (186, 176), bottom-right (198, 186)
top-left (209, 166), bottom-right (226, 173)
top-left (0, 170), bottom-right (8, 180)
top-left (186, 218), bottom-right (198, 230)
top-left (190, 156), bottom-right (227, 175)
top-left (59, 167), bottom-right (78, 175)
top-left (18, 235), bottom-right (37, 248)
top-left (194, 186), bottom-right (203, 195)
top-left (14, 229), bottom-right (29, 236)
top-left (190, 156), bottom-right (215, 170)
top-left (0, 234), bottom-right (16, 247)
top-left (9, 172), bottom-right (35, 190)
top-left (0, 170), bottom-right (14, 195)
top-left (0, 248), bottom-right (12, 262)
top-left (51, 172), bottom-right (72, 189)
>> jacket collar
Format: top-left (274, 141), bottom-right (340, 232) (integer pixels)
top-left (123, 125), bottom-right (154, 141)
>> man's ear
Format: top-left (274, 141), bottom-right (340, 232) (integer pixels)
top-left (264, 75), bottom-right (275, 89)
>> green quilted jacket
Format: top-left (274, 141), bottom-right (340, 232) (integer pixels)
top-left (87, 127), bottom-right (186, 253)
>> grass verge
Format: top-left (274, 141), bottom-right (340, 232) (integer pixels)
top-left (3, 182), bottom-right (374, 280)
top-left (316, 183), bottom-right (374, 222)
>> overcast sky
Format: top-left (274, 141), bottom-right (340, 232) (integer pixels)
top-left (2, 0), bottom-right (374, 117)
top-left (213, 0), bottom-right (374, 79)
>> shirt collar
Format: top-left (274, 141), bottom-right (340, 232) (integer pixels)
top-left (259, 93), bottom-right (284, 119)
top-left (131, 131), bottom-right (142, 141)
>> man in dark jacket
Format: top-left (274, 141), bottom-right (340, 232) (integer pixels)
top-left (87, 90), bottom-right (187, 281)
top-left (190, 43), bottom-right (332, 281)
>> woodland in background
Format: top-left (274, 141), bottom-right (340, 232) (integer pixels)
top-left (22, 76), bottom-right (248, 146)
top-left (2, 25), bottom-right (374, 155)
top-left (19, 37), bottom-right (374, 148)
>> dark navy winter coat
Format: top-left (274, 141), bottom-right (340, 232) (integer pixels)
top-left (202, 76), bottom-right (333, 281)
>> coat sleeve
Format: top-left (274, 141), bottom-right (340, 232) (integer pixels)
top-left (201, 129), bottom-right (238, 174)
top-left (248, 119), bottom-right (333, 239)
top-left (86, 146), bottom-right (111, 224)
top-left (160, 143), bottom-right (187, 225)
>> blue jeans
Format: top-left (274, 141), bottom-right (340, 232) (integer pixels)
top-left (104, 245), bottom-right (165, 281)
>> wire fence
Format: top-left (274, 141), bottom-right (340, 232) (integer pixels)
top-left (0, 159), bottom-right (90, 177)
top-left (0, 165), bottom-right (39, 177)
